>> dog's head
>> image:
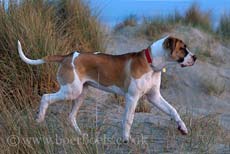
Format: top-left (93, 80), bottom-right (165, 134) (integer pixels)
top-left (163, 36), bottom-right (197, 67)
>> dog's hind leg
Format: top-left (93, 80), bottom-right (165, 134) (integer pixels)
top-left (36, 84), bottom-right (83, 123)
top-left (68, 86), bottom-right (88, 135)
top-left (36, 91), bottom-right (64, 123)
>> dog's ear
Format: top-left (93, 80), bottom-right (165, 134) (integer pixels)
top-left (163, 36), bottom-right (176, 53)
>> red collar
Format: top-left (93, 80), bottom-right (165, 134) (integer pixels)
top-left (144, 47), bottom-right (152, 63)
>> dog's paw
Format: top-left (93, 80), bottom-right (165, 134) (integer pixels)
top-left (123, 139), bottom-right (128, 144)
top-left (177, 121), bottom-right (188, 135)
top-left (77, 132), bottom-right (88, 138)
top-left (123, 135), bottom-right (129, 143)
top-left (35, 117), bottom-right (44, 123)
top-left (35, 112), bottom-right (44, 123)
top-left (123, 135), bottom-right (135, 144)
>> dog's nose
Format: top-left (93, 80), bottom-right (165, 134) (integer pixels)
top-left (192, 55), bottom-right (197, 61)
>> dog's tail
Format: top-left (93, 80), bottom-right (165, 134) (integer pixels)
top-left (18, 40), bottom-right (65, 65)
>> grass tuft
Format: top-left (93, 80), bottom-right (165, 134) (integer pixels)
top-left (0, 0), bottom-right (105, 153)
top-left (202, 76), bottom-right (225, 96)
top-left (116, 3), bottom-right (213, 40)
top-left (114, 14), bottom-right (138, 32)
top-left (113, 95), bottom-right (151, 113)
top-left (165, 113), bottom-right (228, 153)
top-left (56, 0), bottom-right (105, 52)
top-left (140, 17), bottom-right (171, 41)
top-left (184, 3), bottom-right (212, 31)
top-left (217, 12), bottom-right (230, 40)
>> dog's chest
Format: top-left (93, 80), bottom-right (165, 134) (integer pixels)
top-left (129, 71), bottom-right (161, 95)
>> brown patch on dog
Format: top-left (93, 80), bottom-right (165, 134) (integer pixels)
top-left (43, 55), bottom-right (65, 63)
top-left (163, 36), bottom-right (188, 61)
top-left (43, 52), bottom-right (74, 63)
top-left (74, 51), bottom-right (151, 90)
top-left (131, 52), bottom-right (152, 78)
top-left (57, 54), bottom-right (75, 85)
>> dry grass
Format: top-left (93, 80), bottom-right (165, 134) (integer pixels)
top-left (135, 98), bottom-right (151, 113)
top-left (114, 14), bottom-right (137, 32)
top-left (184, 3), bottom-right (212, 31)
top-left (113, 95), bottom-right (151, 113)
top-left (164, 113), bottom-right (229, 153)
top-left (56, 0), bottom-right (105, 52)
top-left (141, 3), bottom-right (212, 39)
top-left (115, 3), bottom-right (212, 40)
top-left (0, 0), bottom-right (105, 153)
top-left (140, 17), bottom-right (172, 41)
top-left (202, 76), bottom-right (226, 96)
top-left (217, 12), bottom-right (230, 40)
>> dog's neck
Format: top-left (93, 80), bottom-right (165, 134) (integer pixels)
top-left (150, 36), bottom-right (169, 58)
top-left (149, 36), bottom-right (175, 71)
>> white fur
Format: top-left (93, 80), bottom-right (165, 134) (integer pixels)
top-left (122, 72), bottom-right (153, 141)
top-left (36, 52), bottom-right (83, 132)
top-left (180, 48), bottom-right (195, 66)
top-left (17, 40), bottom-right (45, 65)
top-left (150, 36), bottom-right (177, 71)
top-left (122, 71), bottom-right (188, 141)
top-left (150, 36), bottom-right (169, 58)
top-left (93, 52), bottom-right (101, 54)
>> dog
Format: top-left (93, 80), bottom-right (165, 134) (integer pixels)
top-left (17, 36), bottom-right (196, 142)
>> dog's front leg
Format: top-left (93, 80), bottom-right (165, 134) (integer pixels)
top-left (147, 90), bottom-right (188, 135)
top-left (122, 93), bottom-right (139, 143)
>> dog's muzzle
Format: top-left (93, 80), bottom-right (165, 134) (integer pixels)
top-left (180, 54), bottom-right (197, 67)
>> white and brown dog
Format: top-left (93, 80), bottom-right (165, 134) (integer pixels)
top-left (17, 36), bottom-right (196, 142)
